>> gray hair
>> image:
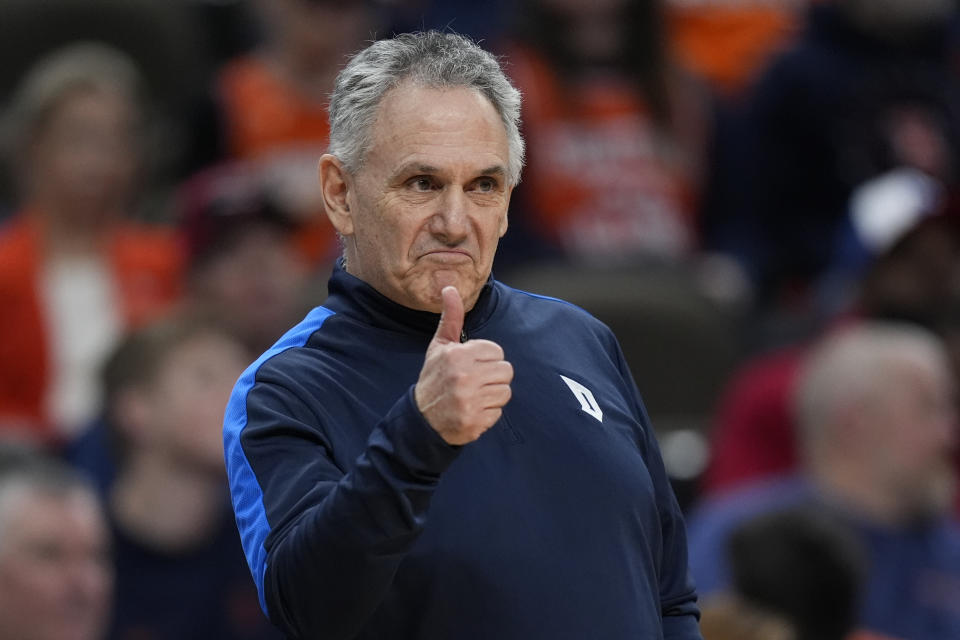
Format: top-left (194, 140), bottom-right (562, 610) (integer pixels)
top-left (1, 41), bottom-right (143, 163)
top-left (328, 31), bottom-right (525, 186)
top-left (793, 321), bottom-right (950, 453)
top-left (0, 441), bottom-right (98, 548)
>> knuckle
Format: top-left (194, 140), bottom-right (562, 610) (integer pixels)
top-left (451, 370), bottom-right (471, 387)
top-left (451, 386), bottom-right (474, 411)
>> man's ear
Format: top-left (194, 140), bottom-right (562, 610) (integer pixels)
top-left (319, 154), bottom-right (354, 236)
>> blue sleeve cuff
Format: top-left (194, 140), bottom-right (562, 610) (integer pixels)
top-left (373, 386), bottom-right (462, 478)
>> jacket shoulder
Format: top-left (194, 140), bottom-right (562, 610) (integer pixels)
top-left (496, 281), bottom-right (615, 338)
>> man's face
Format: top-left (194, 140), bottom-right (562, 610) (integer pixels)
top-left (337, 83), bottom-right (513, 312)
top-left (31, 87), bottom-right (139, 225)
top-left (0, 487), bottom-right (112, 640)
top-left (867, 357), bottom-right (958, 519)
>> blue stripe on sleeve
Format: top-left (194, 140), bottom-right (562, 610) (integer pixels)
top-left (222, 305), bottom-right (336, 617)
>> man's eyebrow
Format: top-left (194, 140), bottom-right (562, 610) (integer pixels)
top-left (478, 165), bottom-right (506, 178)
top-left (389, 163), bottom-right (507, 182)
top-left (388, 163), bottom-right (440, 182)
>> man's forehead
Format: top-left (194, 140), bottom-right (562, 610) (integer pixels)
top-left (373, 82), bottom-right (504, 137)
top-left (363, 83), bottom-right (510, 172)
top-left (0, 483), bottom-right (99, 536)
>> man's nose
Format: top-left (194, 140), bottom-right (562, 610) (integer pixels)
top-left (430, 188), bottom-right (470, 244)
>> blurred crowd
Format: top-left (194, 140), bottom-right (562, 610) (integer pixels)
top-left (0, 0), bottom-right (959, 638)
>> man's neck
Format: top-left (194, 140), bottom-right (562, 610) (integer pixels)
top-left (33, 201), bottom-right (113, 258)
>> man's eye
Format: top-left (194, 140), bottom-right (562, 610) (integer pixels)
top-left (474, 178), bottom-right (497, 193)
top-left (410, 177), bottom-right (433, 191)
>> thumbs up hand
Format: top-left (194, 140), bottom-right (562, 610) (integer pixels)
top-left (415, 286), bottom-right (513, 445)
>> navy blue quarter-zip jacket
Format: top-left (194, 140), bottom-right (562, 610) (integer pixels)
top-left (224, 263), bottom-right (702, 640)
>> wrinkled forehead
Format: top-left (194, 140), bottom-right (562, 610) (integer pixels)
top-left (365, 82), bottom-right (509, 158)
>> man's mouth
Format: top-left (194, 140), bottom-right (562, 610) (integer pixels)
top-left (421, 249), bottom-right (471, 263)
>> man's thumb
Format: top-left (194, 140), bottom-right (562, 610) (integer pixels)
top-left (432, 286), bottom-right (464, 345)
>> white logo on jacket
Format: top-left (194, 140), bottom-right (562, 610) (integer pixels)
top-left (560, 375), bottom-right (603, 423)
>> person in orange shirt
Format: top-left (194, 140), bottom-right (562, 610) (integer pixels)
top-left (208, 0), bottom-right (381, 268)
top-left (666, 0), bottom-right (809, 99)
top-left (0, 43), bottom-right (182, 445)
top-left (502, 0), bottom-right (712, 266)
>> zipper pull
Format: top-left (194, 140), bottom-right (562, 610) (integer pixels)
top-left (460, 328), bottom-right (468, 343)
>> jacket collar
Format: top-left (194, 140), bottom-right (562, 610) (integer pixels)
top-left (323, 258), bottom-right (500, 338)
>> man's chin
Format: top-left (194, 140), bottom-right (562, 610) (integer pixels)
top-left (401, 265), bottom-right (486, 312)
top-left (431, 267), bottom-right (460, 289)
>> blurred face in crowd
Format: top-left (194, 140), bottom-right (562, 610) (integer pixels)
top-left (190, 224), bottom-right (308, 354)
top-left (0, 485), bottom-right (112, 640)
top-left (536, 0), bottom-right (632, 63)
top-left (258, 0), bottom-right (375, 73)
top-left (861, 221), bottom-right (960, 321)
top-left (136, 331), bottom-right (249, 474)
top-left (864, 354), bottom-right (958, 520)
top-left (29, 86), bottom-right (139, 228)
top-left (322, 83), bottom-right (512, 313)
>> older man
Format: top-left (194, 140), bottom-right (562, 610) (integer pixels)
top-left (224, 31), bottom-right (701, 640)
top-left (687, 322), bottom-right (960, 640)
top-left (0, 444), bottom-right (112, 640)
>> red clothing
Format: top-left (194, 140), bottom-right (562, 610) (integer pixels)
top-left (702, 345), bottom-right (805, 494)
top-left (0, 214), bottom-right (182, 442)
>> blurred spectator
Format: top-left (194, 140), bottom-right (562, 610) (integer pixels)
top-left (703, 206), bottom-right (960, 504)
top-left (723, 508), bottom-right (865, 640)
top-left (66, 161), bottom-right (312, 493)
top-left (699, 595), bottom-right (796, 640)
top-left (0, 1), bottom-right (207, 198)
top-left (193, 0), bottom-right (381, 267)
top-left (0, 43), bottom-right (182, 444)
top-left (186, 0), bottom-right (261, 72)
top-left (95, 312), bottom-right (280, 639)
top-left (0, 441), bottom-right (112, 640)
top-left (179, 161), bottom-right (312, 357)
top-left (723, 0), bottom-right (960, 308)
top-left (688, 322), bottom-right (960, 640)
top-left (665, 0), bottom-right (807, 99)
top-left (501, 0), bottom-right (712, 266)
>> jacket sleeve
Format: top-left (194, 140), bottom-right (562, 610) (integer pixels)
top-left (610, 337), bottom-right (704, 640)
top-left (224, 360), bottom-right (460, 640)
